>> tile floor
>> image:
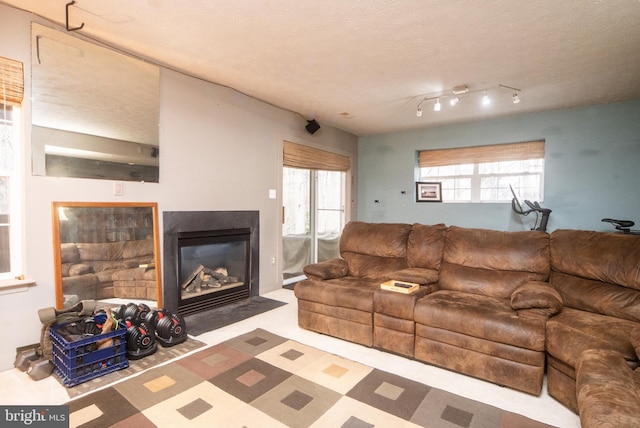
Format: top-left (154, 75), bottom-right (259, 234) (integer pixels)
top-left (0, 288), bottom-right (580, 427)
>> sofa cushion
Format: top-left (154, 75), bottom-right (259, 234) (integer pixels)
top-left (339, 222), bottom-right (412, 280)
top-left (551, 271), bottom-right (640, 323)
top-left (631, 328), bottom-right (640, 359)
top-left (77, 241), bottom-right (125, 261)
top-left (123, 238), bottom-right (154, 259)
top-left (389, 267), bottom-right (438, 285)
top-left (546, 307), bottom-right (639, 367)
top-left (439, 226), bottom-right (550, 299)
top-left (550, 229), bottom-right (640, 291)
top-left (414, 290), bottom-right (547, 351)
top-left (406, 223), bottom-right (447, 270)
top-left (60, 243), bottom-right (81, 264)
top-left (294, 278), bottom-right (380, 312)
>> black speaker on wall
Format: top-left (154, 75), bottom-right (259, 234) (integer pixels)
top-left (305, 119), bottom-right (321, 135)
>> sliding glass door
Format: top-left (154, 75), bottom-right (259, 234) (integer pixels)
top-left (282, 167), bottom-right (346, 284)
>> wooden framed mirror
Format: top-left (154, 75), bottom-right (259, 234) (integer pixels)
top-left (52, 202), bottom-right (162, 309)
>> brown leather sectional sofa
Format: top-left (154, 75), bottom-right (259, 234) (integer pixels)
top-left (61, 238), bottom-right (157, 304)
top-left (294, 221), bottom-right (640, 426)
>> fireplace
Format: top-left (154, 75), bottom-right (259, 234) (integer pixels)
top-left (163, 211), bottom-right (259, 316)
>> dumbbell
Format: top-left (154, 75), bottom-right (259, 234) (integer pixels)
top-left (113, 302), bottom-right (151, 323)
top-left (124, 317), bottom-right (157, 360)
top-left (145, 309), bottom-right (187, 347)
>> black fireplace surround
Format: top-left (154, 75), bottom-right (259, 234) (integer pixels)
top-left (163, 211), bottom-right (259, 315)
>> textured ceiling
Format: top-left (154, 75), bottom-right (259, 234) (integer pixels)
top-left (3, 0), bottom-right (640, 136)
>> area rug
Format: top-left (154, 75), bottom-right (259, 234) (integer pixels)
top-left (65, 329), bottom-right (555, 428)
top-left (59, 336), bottom-right (206, 398)
top-left (183, 296), bottom-right (287, 336)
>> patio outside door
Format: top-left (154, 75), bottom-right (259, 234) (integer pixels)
top-left (282, 167), bottom-right (345, 285)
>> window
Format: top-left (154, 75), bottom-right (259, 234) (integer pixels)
top-left (418, 141), bottom-right (544, 203)
top-left (1, 56), bottom-right (24, 280)
top-left (282, 141), bottom-right (350, 283)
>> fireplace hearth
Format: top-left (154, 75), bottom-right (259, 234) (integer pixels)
top-left (163, 211), bottom-right (259, 316)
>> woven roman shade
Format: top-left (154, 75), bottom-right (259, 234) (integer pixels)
top-left (0, 56), bottom-right (24, 107)
top-left (283, 141), bottom-right (351, 171)
top-left (419, 140), bottom-right (544, 168)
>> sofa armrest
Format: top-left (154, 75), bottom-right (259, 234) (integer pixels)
top-left (511, 280), bottom-right (563, 316)
top-left (389, 267), bottom-right (438, 285)
top-left (576, 348), bottom-right (640, 428)
top-left (68, 263), bottom-right (94, 276)
top-left (303, 258), bottom-right (349, 280)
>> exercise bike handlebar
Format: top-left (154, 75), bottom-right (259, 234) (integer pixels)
top-left (524, 199), bottom-right (552, 214)
top-left (511, 198), bottom-right (551, 232)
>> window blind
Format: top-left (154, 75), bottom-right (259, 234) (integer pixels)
top-left (283, 141), bottom-right (351, 171)
top-left (0, 56), bottom-right (24, 107)
top-left (418, 140), bottom-right (545, 168)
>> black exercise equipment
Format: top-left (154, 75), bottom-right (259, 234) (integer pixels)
top-left (124, 317), bottom-right (157, 360)
top-left (26, 300), bottom-right (97, 381)
top-left (14, 344), bottom-right (40, 371)
top-left (510, 185), bottom-right (552, 232)
top-left (26, 358), bottom-right (54, 381)
top-left (146, 309), bottom-right (187, 347)
top-left (115, 302), bottom-right (151, 322)
top-left (602, 218), bottom-right (640, 234)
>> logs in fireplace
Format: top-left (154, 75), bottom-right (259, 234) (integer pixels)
top-left (181, 265), bottom-right (239, 293)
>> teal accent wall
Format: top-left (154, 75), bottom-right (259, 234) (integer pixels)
top-left (358, 99), bottom-right (640, 232)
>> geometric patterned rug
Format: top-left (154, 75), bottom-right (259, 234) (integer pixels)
top-left (65, 329), bottom-right (555, 427)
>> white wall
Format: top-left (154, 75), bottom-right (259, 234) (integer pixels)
top-left (0, 4), bottom-right (358, 370)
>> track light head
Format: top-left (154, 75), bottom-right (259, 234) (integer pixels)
top-left (450, 96), bottom-right (460, 106)
top-left (512, 93), bottom-right (521, 104)
top-left (434, 98), bottom-right (441, 112)
top-left (416, 106), bottom-right (423, 117)
top-left (482, 92), bottom-right (490, 106)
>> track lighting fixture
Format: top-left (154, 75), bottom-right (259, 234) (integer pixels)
top-left (414, 83), bottom-right (522, 116)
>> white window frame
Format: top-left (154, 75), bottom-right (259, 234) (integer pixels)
top-left (422, 160), bottom-right (544, 203)
top-left (418, 141), bottom-right (545, 203)
top-left (0, 104), bottom-right (23, 283)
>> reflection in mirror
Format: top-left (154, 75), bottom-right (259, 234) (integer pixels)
top-left (52, 202), bottom-right (162, 309)
top-left (31, 23), bottom-right (160, 182)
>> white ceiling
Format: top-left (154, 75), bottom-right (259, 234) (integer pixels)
top-left (3, 0), bottom-right (640, 136)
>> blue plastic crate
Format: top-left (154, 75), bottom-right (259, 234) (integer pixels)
top-left (50, 321), bottom-right (128, 387)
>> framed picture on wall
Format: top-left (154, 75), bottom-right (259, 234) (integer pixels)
top-left (416, 182), bottom-right (442, 202)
